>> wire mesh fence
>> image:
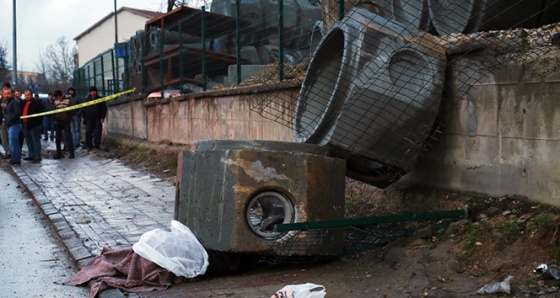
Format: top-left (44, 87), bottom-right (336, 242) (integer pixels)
top-left (248, 0), bottom-right (560, 188)
top-left (73, 49), bottom-right (126, 97)
top-left (74, 0), bottom-right (560, 188)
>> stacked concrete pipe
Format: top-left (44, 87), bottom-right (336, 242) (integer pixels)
top-left (295, 7), bottom-right (446, 188)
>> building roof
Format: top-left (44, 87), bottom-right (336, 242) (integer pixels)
top-left (74, 6), bottom-right (163, 41)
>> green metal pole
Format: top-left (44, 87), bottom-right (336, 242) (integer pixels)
top-left (101, 54), bottom-right (107, 95)
top-left (114, 0), bottom-right (119, 92)
top-left (179, 21), bottom-right (184, 87)
top-left (92, 62), bottom-right (97, 91)
top-left (110, 50), bottom-right (115, 93)
top-left (275, 209), bottom-right (468, 232)
top-left (159, 29), bottom-right (164, 96)
top-left (338, 0), bottom-right (344, 21)
top-left (201, 6), bottom-right (207, 91)
top-left (236, 0), bottom-right (241, 85)
top-left (278, 0), bottom-right (284, 81)
top-left (141, 33), bottom-right (146, 93)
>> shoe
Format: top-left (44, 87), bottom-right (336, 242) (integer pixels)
top-left (8, 160), bottom-right (20, 165)
top-left (69, 153), bottom-right (75, 159)
top-left (2, 154), bottom-right (11, 159)
top-left (32, 159), bottom-right (41, 163)
top-left (23, 157), bottom-right (34, 161)
top-left (43, 138), bottom-right (47, 141)
top-left (53, 155), bottom-right (61, 160)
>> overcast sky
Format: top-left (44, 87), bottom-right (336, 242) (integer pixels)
top-left (0, 0), bottom-right (167, 72)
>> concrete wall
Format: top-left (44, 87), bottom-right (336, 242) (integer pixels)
top-left (407, 51), bottom-right (560, 206)
top-left (107, 96), bottom-right (148, 140)
top-left (107, 82), bottom-right (298, 145)
top-left (106, 51), bottom-right (560, 206)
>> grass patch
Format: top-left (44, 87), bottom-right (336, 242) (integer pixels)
top-left (463, 224), bottom-right (484, 252)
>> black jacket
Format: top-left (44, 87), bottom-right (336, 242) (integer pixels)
top-left (82, 94), bottom-right (107, 120)
top-left (22, 99), bottom-right (44, 128)
top-left (5, 97), bottom-right (22, 127)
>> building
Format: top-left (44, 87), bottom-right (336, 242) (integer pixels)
top-left (74, 7), bottom-right (162, 68)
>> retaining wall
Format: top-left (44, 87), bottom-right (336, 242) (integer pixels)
top-left (107, 50), bottom-right (560, 206)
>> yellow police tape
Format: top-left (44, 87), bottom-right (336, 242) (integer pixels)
top-left (20, 88), bottom-right (136, 119)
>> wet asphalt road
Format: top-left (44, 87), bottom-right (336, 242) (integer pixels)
top-left (0, 168), bottom-right (89, 298)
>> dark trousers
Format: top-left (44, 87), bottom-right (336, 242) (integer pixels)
top-left (23, 124), bottom-right (42, 160)
top-left (43, 116), bottom-right (54, 139)
top-left (55, 121), bottom-right (74, 157)
top-left (85, 119), bottom-right (102, 149)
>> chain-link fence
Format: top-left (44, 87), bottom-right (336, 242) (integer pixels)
top-left (249, 0), bottom-right (560, 188)
top-left (74, 1), bottom-right (560, 188)
top-left (73, 48), bottom-right (128, 97)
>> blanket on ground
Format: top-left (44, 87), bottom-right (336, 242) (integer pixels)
top-left (64, 247), bottom-right (186, 298)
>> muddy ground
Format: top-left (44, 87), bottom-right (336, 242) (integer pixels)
top-left (97, 139), bottom-right (560, 297)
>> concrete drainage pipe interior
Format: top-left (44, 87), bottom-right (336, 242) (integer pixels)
top-left (294, 29), bottom-right (348, 144)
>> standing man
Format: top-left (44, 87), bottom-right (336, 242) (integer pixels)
top-left (68, 87), bottom-right (83, 148)
top-left (14, 89), bottom-right (24, 151)
top-left (53, 90), bottom-right (74, 159)
top-left (3, 87), bottom-right (22, 165)
top-left (42, 93), bottom-right (55, 141)
top-left (82, 86), bottom-right (107, 150)
top-left (21, 89), bottom-right (44, 162)
top-left (0, 91), bottom-right (10, 159)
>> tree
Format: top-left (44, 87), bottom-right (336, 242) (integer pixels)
top-left (37, 36), bottom-right (76, 91)
top-left (166, 0), bottom-right (210, 11)
top-left (0, 42), bottom-right (11, 85)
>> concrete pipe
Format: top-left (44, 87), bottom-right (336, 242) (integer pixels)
top-left (309, 20), bottom-right (325, 54)
top-left (428, 0), bottom-right (544, 36)
top-left (210, 0), bottom-right (265, 52)
top-left (393, 0), bottom-right (432, 31)
top-left (175, 140), bottom-right (345, 256)
top-left (295, 7), bottom-right (446, 188)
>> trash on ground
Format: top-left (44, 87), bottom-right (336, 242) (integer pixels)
top-left (132, 220), bottom-right (209, 278)
top-left (271, 283), bottom-right (326, 298)
top-left (519, 285), bottom-right (560, 295)
top-left (534, 263), bottom-right (560, 280)
top-left (477, 275), bottom-right (513, 294)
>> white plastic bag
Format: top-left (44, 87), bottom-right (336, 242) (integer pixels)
top-left (271, 283), bottom-right (326, 298)
top-left (477, 275), bottom-right (512, 294)
top-left (132, 220), bottom-right (209, 278)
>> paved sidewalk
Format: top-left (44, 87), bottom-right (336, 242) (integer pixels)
top-left (4, 141), bottom-right (176, 296)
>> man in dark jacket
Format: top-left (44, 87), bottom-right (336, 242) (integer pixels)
top-left (21, 89), bottom-right (44, 162)
top-left (53, 90), bottom-right (74, 159)
top-left (3, 87), bottom-right (22, 165)
top-left (68, 87), bottom-right (83, 147)
top-left (82, 86), bottom-right (107, 150)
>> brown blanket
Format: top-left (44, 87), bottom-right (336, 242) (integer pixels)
top-left (65, 247), bottom-right (186, 297)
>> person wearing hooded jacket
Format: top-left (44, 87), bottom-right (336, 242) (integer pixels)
top-left (82, 86), bottom-right (107, 150)
top-left (68, 87), bottom-right (84, 148)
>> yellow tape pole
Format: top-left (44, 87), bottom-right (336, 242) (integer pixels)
top-left (20, 88), bottom-right (136, 119)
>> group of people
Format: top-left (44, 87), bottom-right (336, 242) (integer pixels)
top-left (0, 85), bottom-right (107, 165)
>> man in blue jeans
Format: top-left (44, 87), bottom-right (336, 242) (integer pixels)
top-left (21, 89), bottom-right (44, 162)
top-left (3, 87), bottom-right (22, 165)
